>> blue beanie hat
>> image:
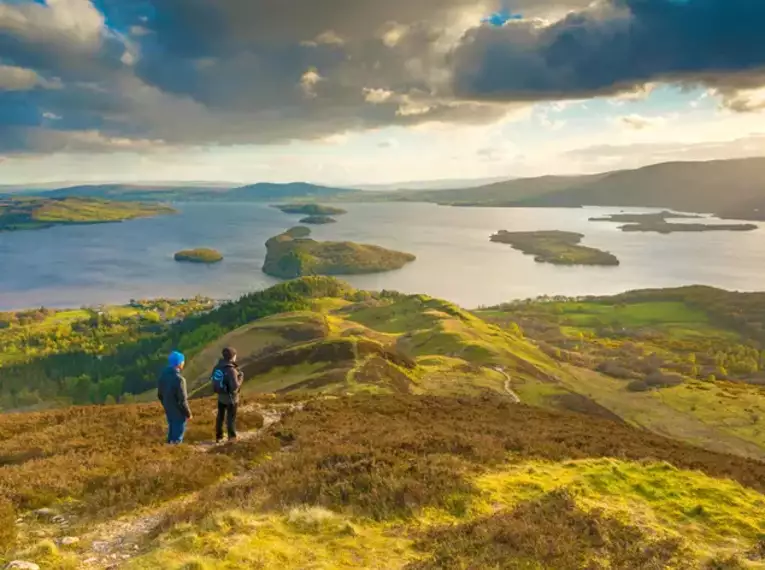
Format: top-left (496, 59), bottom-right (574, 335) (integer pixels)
top-left (168, 351), bottom-right (185, 368)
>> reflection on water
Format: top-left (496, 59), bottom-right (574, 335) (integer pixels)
top-left (0, 202), bottom-right (763, 310)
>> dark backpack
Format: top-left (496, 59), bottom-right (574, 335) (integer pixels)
top-left (211, 366), bottom-right (228, 394)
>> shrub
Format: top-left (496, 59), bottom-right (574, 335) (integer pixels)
top-left (0, 497), bottom-right (16, 551)
top-left (596, 360), bottom-right (637, 379)
top-left (704, 555), bottom-right (747, 569)
top-left (645, 371), bottom-right (684, 388)
top-left (628, 380), bottom-right (650, 392)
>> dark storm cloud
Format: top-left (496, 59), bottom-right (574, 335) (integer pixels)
top-left (1, 0), bottom-right (765, 155)
top-left (452, 0), bottom-right (765, 101)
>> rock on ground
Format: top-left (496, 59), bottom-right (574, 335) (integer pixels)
top-left (5, 562), bottom-right (41, 570)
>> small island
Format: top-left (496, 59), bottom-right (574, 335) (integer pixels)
top-left (590, 211), bottom-right (758, 233)
top-left (490, 230), bottom-right (620, 266)
top-left (174, 248), bottom-right (224, 264)
top-left (274, 203), bottom-right (348, 216)
top-left (0, 197), bottom-right (175, 232)
top-left (263, 226), bottom-right (415, 279)
top-left (299, 215), bottom-right (337, 225)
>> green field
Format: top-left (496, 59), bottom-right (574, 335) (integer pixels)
top-left (478, 287), bottom-right (765, 458)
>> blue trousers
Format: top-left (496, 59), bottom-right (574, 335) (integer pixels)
top-left (166, 415), bottom-right (187, 444)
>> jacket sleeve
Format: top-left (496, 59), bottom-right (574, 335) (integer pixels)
top-left (176, 375), bottom-right (192, 418)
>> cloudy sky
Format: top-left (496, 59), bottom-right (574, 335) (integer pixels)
top-left (1, 0), bottom-right (765, 186)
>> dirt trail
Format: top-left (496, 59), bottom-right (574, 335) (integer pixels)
top-left (493, 366), bottom-right (521, 404)
top-left (191, 402), bottom-right (287, 452)
top-left (76, 402), bottom-right (300, 568)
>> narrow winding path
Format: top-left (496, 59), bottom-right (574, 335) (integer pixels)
top-left (77, 402), bottom-right (300, 568)
top-left (493, 366), bottom-right (521, 403)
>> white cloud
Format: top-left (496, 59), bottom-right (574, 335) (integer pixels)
top-left (363, 88), bottom-right (394, 104)
top-left (0, 0), bottom-right (105, 49)
top-left (300, 68), bottom-right (323, 98)
top-left (608, 84), bottom-right (657, 106)
top-left (380, 22), bottom-right (409, 47)
top-left (616, 113), bottom-right (674, 130)
top-left (0, 65), bottom-right (43, 91)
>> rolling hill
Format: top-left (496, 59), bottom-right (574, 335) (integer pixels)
top-left (3, 279), bottom-right (765, 568)
top-left (392, 157), bottom-right (765, 219)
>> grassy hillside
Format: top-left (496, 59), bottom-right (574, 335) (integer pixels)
top-left (0, 197), bottom-right (175, 232)
top-left (4, 280), bottom-right (765, 567)
top-left (0, 278), bottom-right (358, 411)
top-left (0, 298), bottom-right (215, 409)
top-left (181, 290), bottom-right (578, 403)
top-left (7, 278), bottom-right (765, 465)
top-left (478, 286), bottom-right (765, 459)
top-left (2, 395), bottom-right (765, 569)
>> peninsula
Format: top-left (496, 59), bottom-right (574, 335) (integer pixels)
top-left (299, 215), bottom-right (337, 224)
top-left (174, 248), bottom-right (224, 264)
top-left (263, 226), bottom-right (415, 278)
top-left (274, 203), bottom-right (347, 216)
top-left (0, 197), bottom-right (175, 232)
top-left (490, 230), bottom-right (620, 266)
top-left (591, 211), bottom-right (758, 233)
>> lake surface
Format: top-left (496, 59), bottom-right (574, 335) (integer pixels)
top-left (1, 202), bottom-right (764, 310)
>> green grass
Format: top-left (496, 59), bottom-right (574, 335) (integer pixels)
top-left (556, 367), bottom-right (765, 460)
top-left (529, 301), bottom-right (709, 328)
top-left (655, 381), bottom-right (765, 451)
top-left (125, 509), bottom-right (419, 569)
top-left (476, 458), bottom-right (765, 564)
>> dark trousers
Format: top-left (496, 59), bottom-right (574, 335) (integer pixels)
top-left (216, 401), bottom-right (238, 441)
top-left (166, 413), bottom-right (187, 444)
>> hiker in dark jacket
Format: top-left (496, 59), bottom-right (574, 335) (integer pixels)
top-left (158, 351), bottom-right (192, 444)
top-left (212, 347), bottom-right (243, 442)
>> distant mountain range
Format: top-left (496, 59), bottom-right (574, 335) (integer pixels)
top-left (1, 182), bottom-right (360, 203)
top-left (387, 157), bottom-right (765, 220)
top-left (349, 176), bottom-right (514, 191)
top-left (3, 157), bottom-right (764, 219)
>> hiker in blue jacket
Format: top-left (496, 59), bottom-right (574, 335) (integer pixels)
top-left (158, 351), bottom-right (193, 444)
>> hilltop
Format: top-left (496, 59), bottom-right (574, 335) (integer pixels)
top-left (3, 278), bottom-right (765, 567)
top-left (0, 197), bottom-right (175, 232)
top-left (3, 397), bottom-right (765, 568)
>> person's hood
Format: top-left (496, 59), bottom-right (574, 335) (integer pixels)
top-left (217, 359), bottom-right (238, 369)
